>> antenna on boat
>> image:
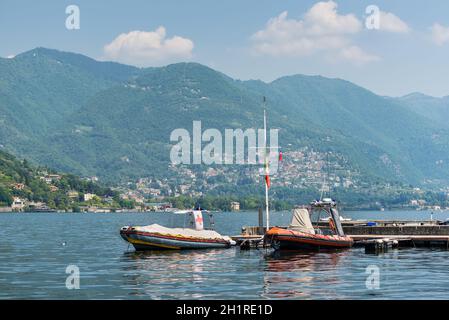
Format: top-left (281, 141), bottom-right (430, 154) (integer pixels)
top-left (320, 152), bottom-right (331, 201)
top-left (263, 97), bottom-right (270, 231)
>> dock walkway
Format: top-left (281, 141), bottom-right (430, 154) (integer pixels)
top-left (350, 235), bottom-right (449, 248)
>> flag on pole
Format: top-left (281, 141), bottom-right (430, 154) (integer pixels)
top-left (265, 175), bottom-right (271, 189)
top-left (264, 160), bottom-right (270, 189)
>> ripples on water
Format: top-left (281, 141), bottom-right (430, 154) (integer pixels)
top-left (1, 211), bottom-right (449, 299)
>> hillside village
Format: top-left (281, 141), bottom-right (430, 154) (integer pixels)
top-left (0, 150), bottom-right (138, 212)
top-left (112, 148), bottom-right (449, 211)
top-left (2, 143), bottom-right (449, 213)
top-left (0, 170), bottom-right (127, 213)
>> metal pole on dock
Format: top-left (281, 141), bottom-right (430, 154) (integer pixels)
top-left (263, 105), bottom-right (270, 230)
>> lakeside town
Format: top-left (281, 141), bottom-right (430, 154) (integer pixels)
top-left (2, 148), bottom-right (449, 213)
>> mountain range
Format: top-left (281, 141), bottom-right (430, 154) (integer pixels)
top-left (1, 47), bottom-right (449, 189)
top-left (395, 93), bottom-right (449, 129)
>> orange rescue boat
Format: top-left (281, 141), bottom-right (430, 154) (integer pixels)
top-left (265, 200), bottom-right (353, 250)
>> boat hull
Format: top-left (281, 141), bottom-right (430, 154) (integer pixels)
top-left (120, 228), bottom-right (231, 251)
top-left (265, 227), bottom-right (353, 251)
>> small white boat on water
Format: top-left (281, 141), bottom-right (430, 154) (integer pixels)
top-left (173, 209), bottom-right (192, 215)
top-left (320, 216), bottom-right (352, 222)
top-left (120, 209), bottom-right (235, 250)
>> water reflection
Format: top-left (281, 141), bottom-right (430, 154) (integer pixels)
top-left (262, 250), bottom-right (351, 299)
top-left (120, 249), bottom-right (231, 299)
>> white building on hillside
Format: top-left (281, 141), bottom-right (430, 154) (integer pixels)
top-left (12, 197), bottom-right (26, 212)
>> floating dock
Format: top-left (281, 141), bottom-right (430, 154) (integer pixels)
top-left (340, 219), bottom-right (449, 251)
top-left (351, 235), bottom-right (449, 253)
top-left (336, 220), bottom-right (449, 236)
top-left (234, 220), bottom-right (449, 252)
top-left (231, 235), bottom-right (267, 249)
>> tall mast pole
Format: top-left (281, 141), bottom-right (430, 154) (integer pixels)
top-left (263, 99), bottom-right (270, 230)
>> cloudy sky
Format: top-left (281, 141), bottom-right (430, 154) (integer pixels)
top-left (1, 0), bottom-right (449, 97)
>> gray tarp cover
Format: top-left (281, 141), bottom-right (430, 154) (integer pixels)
top-left (289, 208), bottom-right (315, 234)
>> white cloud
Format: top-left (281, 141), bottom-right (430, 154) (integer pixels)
top-left (6, 54), bottom-right (15, 59)
top-left (251, 1), bottom-right (380, 65)
top-left (103, 26), bottom-right (194, 66)
top-left (379, 11), bottom-right (410, 33)
top-left (431, 23), bottom-right (449, 46)
top-left (340, 46), bottom-right (380, 65)
top-left (252, 1), bottom-right (361, 57)
top-left (303, 1), bottom-right (361, 35)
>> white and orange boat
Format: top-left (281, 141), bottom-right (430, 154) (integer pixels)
top-left (265, 199), bottom-right (353, 250)
top-left (120, 209), bottom-right (235, 251)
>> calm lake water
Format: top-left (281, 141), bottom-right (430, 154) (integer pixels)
top-left (1, 210), bottom-right (449, 300)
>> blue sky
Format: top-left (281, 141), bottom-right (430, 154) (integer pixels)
top-left (1, 0), bottom-right (449, 97)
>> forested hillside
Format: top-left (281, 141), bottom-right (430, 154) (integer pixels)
top-left (1, 48), bottom-right (449, 192)
top-left (0, 149), bottom-right (120, 210)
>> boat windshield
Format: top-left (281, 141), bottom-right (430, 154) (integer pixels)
top-left (308, 203), bottom-right (346, 237)
top-left (167, 211), bottom-right (216, 230)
